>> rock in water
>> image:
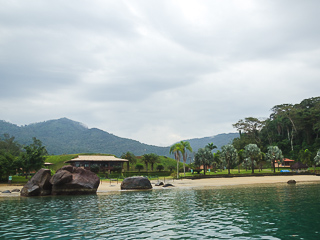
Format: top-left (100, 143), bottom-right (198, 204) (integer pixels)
top-left (50, 165), bottom-right (100, 195)
top-left (287, 180), bottom-right (296, 184)
top-left (121, 176), bottom-right (152, 190)
top-left (21, 168), bottom-right (52, 197)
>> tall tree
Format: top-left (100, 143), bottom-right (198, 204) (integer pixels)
top-left (194, 147), bottom-right (214, 175)
top-left (220, 144), bottom-right (238, 174)
top-left (244, 144), bottom-right (261, 174)
top-left (266, 146), bottom-right (283, 173)
top-left (142, 153), bottom-right (159, 172)
top-left (0, 152), bottom-right (16, 181)
top-left (121, 152), bottom-right (137, 171)
top-left (180, 141), bottom-right (193, 177)
top-left (233, 117), bottom-right (264, 145)
top-left (169, 143), bottom-right (183, 178)
top-left (19, 137), bottom-right (47, 178)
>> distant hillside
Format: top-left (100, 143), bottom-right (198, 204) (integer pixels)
top-left (181, 133), bottom-right (240, 153)
top-left (0, 118), bottom-right (239, 157)
top-left (0, 118), bottom-right (170, 157)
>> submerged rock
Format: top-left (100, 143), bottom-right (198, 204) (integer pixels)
top-left (11, 189), bottom-right (20, 192)
top-left (2, 190), bottom-right (11, 193)
top-left (121, 176), bottom-right (152, 190)
top-left (50, 165), bottom-right (100, 195)
top-left (21, 168), bottom-right (52, 197)
top-left (155, 182), bottom-right (164, 186)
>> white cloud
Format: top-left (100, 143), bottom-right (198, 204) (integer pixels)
top-left (1, 0), bottom-right (320, 146)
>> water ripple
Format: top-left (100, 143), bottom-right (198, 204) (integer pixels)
top-left (1, 184), bottom-right (320, 239)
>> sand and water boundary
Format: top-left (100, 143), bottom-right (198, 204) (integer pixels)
top-left (2, 175), bottom-right (319, 197)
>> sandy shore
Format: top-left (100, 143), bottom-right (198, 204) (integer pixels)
top-left (1, 175), bottom-right (320, 197)
top-left (98, 175), bottom-right (320, 193)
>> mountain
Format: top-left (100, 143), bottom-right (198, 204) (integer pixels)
top-left (0, 118), bottom-right (170, 156)
top-left (180, 133), bottom-right (239, 154)
top-left (0, 118), bottom-right (239, 157)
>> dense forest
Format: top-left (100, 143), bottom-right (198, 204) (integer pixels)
top-left (232, 96), bottom-right (320, 161)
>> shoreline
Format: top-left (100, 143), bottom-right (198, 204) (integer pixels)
top-left (1, 175), bottom-right (320, 197)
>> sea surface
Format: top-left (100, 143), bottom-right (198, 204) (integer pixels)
top-left (0, 183), bottom-right (320, 239)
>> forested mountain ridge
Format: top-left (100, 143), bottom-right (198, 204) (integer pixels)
top-left (182, 133), bottom-right (239, 153)
top-left (0, 118), bottom-right (170, 156)
top-left (232, 96), bottom-right (320, 161)
top-left (0, 118), bottom-right (238, 157)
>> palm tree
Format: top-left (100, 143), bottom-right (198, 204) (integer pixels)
top-left (244, 144), bottom-right (261, 173)
top-left (220, 144), bottom-right (238, 174)
top-left (266, 146), bottom-right (283, 173)
top-left (180, 141), bottom-right (193, 177)
top-left (313, 149), bottom-right (320, 172)
top-left (206, 143), bottom-right (217, 151)
top-left (142, 153), bottom-right (159, 171)
top-left (169, 143), bottom-right (183, 179)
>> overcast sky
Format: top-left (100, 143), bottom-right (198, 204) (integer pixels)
top-left (1, 0), bottom-right (320, 146)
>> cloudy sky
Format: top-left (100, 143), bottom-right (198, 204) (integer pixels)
top-left (1, 0), bottom-right (320, 146)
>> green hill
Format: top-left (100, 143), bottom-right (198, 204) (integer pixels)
top-left (0, 118), bottom-right (239, 157)
top-left (0, 118), bottom-right (170, 157)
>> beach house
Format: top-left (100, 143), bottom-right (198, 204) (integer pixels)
top-left (65, 155), bottom-right (128, 173)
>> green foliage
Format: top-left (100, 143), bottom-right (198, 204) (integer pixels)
top-left (141, 153), bottom-right (160, 172)
top-left (90, 165), bottom-right (100, 173)
top-left (156, 164), bottom-right (164, 171)
top-left (45, 154), bottom-right (78, 170)
top-left (180, 141), bottom-right (193, 177)
top-left (0, 118), bottom-right (171, 156)
top-left (0, 152), bottom-right (16, 181)
top-left (121, 151), bottom-right (137, 171)
top-left (220, 144), bottom-right (238, 174)
top-left (244, 144), bottom-right (261, 174)
top-left (314, 149), bottom-right (320, 169)
top-left (170, 143), bottom-right (184, 178)
top-left (18, 137), bottom-right (47, 177)
top-left (194, 147), bottom-right (214, 175)
top-left (233, 96), bottom-right (320, 160)
top-left (135, 163), bottom-right (144, 172)
top-left (266, 146), bottom-right (283, 173)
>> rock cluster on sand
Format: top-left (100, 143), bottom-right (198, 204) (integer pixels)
top-left (121, 176), bottom-right (152, 190)
top-left (21, 165), bottom-right (100, 197)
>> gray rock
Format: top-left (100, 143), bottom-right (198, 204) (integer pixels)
top-left (121, 176), bottom-right (152, 190)
top-left (11, 189), bottom-right (20, 192)
top-left (21, 168), bottom-right (52, 197)
top-left (163, 183), bottom-right (174, 187)
top-left (2, 190), bottom-right (11, 193)
top-left (287, 180), bottom-right (296, 184)
top-left (51, 165), bottom-right (100, 195)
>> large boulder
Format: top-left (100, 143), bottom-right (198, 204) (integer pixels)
top-left (21, 168), bottom-right (52, 197)
top-left (121, 176), bottom-right (152, 190)
top-left (50, 165), bottom-right (100, 195)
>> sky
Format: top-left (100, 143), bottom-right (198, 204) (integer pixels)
top-left (1, 0), bottom-right (320, 147)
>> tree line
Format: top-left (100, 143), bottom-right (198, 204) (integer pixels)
top-left (190, 96), bottom-right (320, 175)
top-left (0, 134), bottom-right (47, 181)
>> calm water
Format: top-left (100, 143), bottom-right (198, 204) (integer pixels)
top-left (1, 183), bottom-right (320, 239)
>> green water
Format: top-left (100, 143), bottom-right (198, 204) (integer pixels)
top-left (1, 183), bottom-right (320, 239)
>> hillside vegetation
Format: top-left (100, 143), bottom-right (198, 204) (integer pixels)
top-left (0, 118), bottom-right (238, 157)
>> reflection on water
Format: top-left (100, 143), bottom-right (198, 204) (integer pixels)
top-left (0, 183), bottom-right (319, 239)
